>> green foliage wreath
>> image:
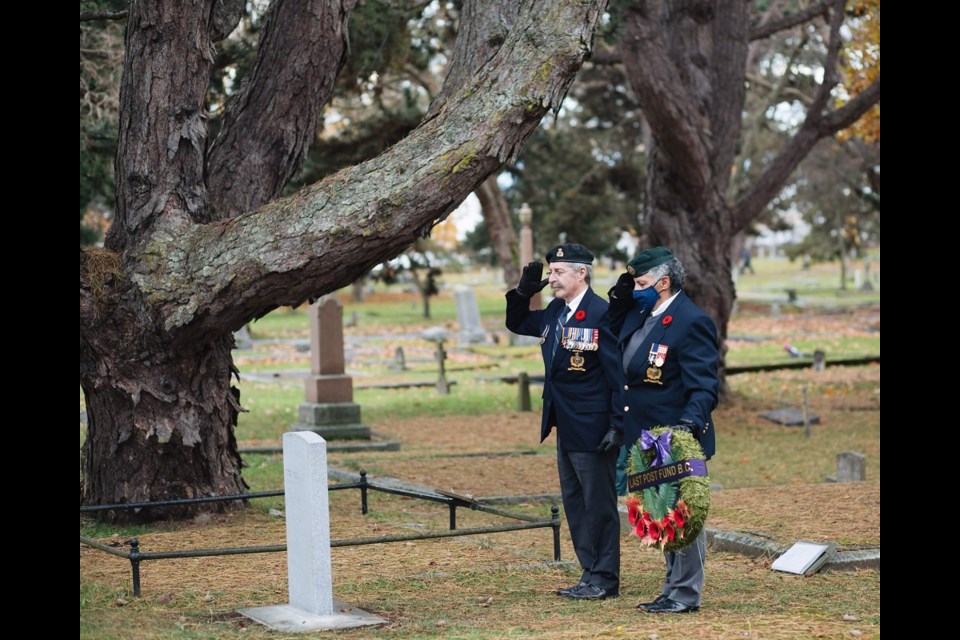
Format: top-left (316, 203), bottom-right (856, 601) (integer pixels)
top-left (626, 426), bottom-right (711, 552)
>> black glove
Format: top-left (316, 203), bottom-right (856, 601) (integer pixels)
top-left (673, 419), bottom-right (697, 435)
top-left (596, 427), bottom-right (623, 453)
top-left (611, 272), bottom-right (635, 302)
top-left (516, 261), bottom-right (549, 297)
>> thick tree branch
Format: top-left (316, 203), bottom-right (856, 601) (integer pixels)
top-left (426, 0), bottom-right (521, 119)
top-left (749, 1), bottom-right (830, 40)
top-left (127, 0), bottom-right (608, 341)
top-left (619, 2), bottom-right (710, 198)
top-left (732, 75), bottom-right (880, 230)
top-left (206, 0), bottom-right (357, 220)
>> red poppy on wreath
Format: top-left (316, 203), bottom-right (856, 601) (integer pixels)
top-left (662, 315), bottom-right (673, 326)
top-left (575, 310), bottom-right (586, 321)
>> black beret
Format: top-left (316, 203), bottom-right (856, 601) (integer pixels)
top-left (546, 243), bottom-right (594, 265)
top-left (627, 246), bottom-right (673, 276)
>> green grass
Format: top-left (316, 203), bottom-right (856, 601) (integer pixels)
top-left (234, 378), bottom-right (543, 442)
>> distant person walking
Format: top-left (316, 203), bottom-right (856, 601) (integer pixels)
top-left (740, 247), bottom-right (755, 275)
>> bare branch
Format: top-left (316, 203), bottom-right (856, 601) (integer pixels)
top-left (821, 76), bottom-right (881, 133)
top-left (749, 1), bottom-right (830, 40)
top-left (807, 0), bottom-right (847, 116)
top-left (80, 10), bottom-right (127, 22)
top-left (732, 75), bottom-right (880, 231)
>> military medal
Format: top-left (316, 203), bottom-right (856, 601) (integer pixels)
top-left (539, 325), bottom-right (548, 345)
top-left (649, 343), bottom-right (668, 367)
top-left (561, 326), bottom-right (599, 352)
top-left (568, 351), bottom-right (586, 372)
top-left (644, 343), bottom-right (668, 384)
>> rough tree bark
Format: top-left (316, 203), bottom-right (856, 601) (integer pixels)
top-left (430, 1), bottom-right (521, 288)
top-left (80, 0), bottom-right (608, 520)
top-left (618, 0), bottom-right (880, 382)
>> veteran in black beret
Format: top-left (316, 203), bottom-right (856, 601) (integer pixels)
top-left (505, 243), bottom-right (624, 601)
top-left (608, 246), bottom-right (719, 613)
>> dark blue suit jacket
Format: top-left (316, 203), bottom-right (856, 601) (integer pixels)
top-left (616, 291), bottom-right (718, 459)
top-left (506, 287), bottom-right (624, 451)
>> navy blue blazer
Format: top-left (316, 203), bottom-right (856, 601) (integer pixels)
top-left (506, 287), bottom-right (624, 451)
top-left (616, 291), bottom-right (718, 459)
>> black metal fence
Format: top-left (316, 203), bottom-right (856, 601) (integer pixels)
top-left (80, 471), bottom-right (561, 596)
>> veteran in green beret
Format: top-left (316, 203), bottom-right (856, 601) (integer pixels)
top-left (608, 246), bottom-right (719, 613)
top-left (505, 243), bottom-right (625, 601)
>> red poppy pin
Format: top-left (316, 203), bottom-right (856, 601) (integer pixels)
top-left (575, 310), bottom-right (586, 321)
top-left (662, 315), bottom-right (673, 326)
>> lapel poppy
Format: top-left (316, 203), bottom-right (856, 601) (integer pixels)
top-left (575, 310), bottom-right (586, 321)
top-left (662, 315), bottom-right (673, 326)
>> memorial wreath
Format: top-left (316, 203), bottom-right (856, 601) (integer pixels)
top-left (625, 426), bottom-right (710, 552)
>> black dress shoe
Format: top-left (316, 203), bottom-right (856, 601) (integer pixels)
top-left (557, 581), bottom-right (587, 596)
top-left (640, 597), bottom-right (699, 613)
top-left (635, 594), bottom-right (670, 609)
top-left (568, 584), bottom-right (620, 600)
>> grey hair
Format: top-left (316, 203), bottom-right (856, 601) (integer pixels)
top-left (556, 262), bottom-right (592, 284)
top-left (645, 258), bottom-right (685, 292)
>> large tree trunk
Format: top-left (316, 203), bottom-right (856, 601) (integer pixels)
top-left (80, 0), bottom-right (608, 520)
top-left (80, 336), bottom-right (246, 514)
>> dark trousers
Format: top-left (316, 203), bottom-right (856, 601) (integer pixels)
top-left (556, 446), bottom-right (620, 591)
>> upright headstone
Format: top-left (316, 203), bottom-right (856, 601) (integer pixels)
top-left (454, 285), bottom-right (487, 345)
top-left (292, 297), bottom-right (370, 439)
top-left (812, 350), bottom-right (826, 372)
top-left (835, 452), bottom-right (866, 482)
top-left (238, 432), bottom-right (385, 631)
top-left (284, 432), bottom-right (334, 614)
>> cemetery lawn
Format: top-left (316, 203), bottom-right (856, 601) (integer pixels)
top-left (81, 363), bottom-right (879, 639)
top-left (81, 259), bottom-right (879, 639)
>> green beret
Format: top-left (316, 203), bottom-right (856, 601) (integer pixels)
top-left (627, 246), bottom-right (673, 276)
top-left (546, 243), bottom-right (594, 265)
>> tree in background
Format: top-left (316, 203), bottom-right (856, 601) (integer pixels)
top-left (79, 0), bottom-right (607, 519)
top-left (609, 0), bottom-right (879, 379)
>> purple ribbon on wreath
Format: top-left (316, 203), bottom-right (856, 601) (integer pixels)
top-left (640, 430), bottom-right (672, 467)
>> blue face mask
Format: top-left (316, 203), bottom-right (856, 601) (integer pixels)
top-left (632, 286), bottom-right (659, 310)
